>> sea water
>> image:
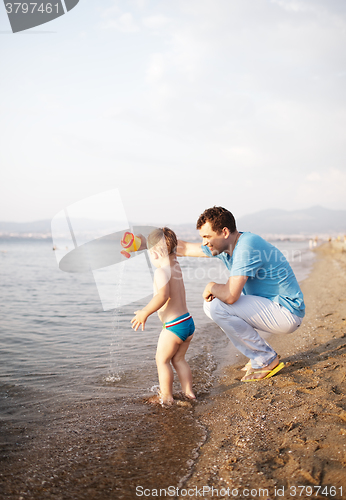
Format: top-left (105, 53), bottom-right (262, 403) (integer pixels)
top-left (0, 237), bottom-right (314, 403)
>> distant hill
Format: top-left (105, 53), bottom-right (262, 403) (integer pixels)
top-left (171, 206), bottom-right (346, 238)
top-left (0, 206), bottom-right (345, 238)
top-left (237, 206), bottom-right (346, 236)
top-left (0, 219), bottom-right (124, 236)
top-left (0, 219), bottom-right (51, 234)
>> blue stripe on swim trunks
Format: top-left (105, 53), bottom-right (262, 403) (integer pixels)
top-left (163, 313), bottom-right (195, 342)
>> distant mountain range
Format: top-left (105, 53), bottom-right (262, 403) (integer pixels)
top-left (0, 206), bottom-right (345, 238)
top-left (0, 219), bottom-right (119, 235)
top-left (0, 219), bottom-right (52, 234)
top-left (237, 206), bottom-right (346, 236)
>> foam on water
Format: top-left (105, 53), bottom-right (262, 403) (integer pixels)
top-left (104, 373), bottom-right (122, 383)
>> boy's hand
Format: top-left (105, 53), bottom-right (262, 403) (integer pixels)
top-left (131, 310), bottom-right (149, 331)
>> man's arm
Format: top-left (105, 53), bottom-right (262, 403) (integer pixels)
top-left (135, 235), bottom-right (207, 258)
top-left (203, 276), bottom-right (248, 304)
top-left (176, 240), bottom-right (208, 257)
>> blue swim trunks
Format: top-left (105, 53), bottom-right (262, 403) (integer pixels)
top-left (163, 312), bottom-right (195, 342)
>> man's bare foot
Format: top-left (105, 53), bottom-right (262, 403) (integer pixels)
top-left (241, 356), bottom-right (281, 382)
top-left (241, 360), bottom-right (252, 372)
top-left (241, 355), bottom-right (281, 372)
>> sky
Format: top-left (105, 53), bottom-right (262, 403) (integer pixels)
top-left (1, 0), bottom-right (346, 225)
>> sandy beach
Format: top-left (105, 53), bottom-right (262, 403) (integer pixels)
top-left (1, 241), bottom-right (345, 500)
top-left (181, 241), bottom-right (346, 499)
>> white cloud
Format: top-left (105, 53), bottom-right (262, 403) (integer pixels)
top-left (98, 7), bottom-right (170, 33)
top-left (295, 169), bottom-right (346, 209)
top-left (270, 0), bottom-right (311, 13)
top-left (306, 172), bottom-right (322, 182)
top-left (99, 10), bottom-right (139, 32)
top-left (142, 15), bottom-right (170, 30)
top-left (145, 53), bottom-right (165, 83)
top-left (223, 147), bottom-right (260, 169)
top-left (2, 0), bottom-right (346, 222)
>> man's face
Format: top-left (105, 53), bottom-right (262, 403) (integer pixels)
top-left (198, 222), bottom-right (228, 255)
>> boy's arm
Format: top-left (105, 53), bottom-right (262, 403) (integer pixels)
top-left (131, 268), bottom-right (170, 331)
top-left (176, 240), bottom-right (208, 258)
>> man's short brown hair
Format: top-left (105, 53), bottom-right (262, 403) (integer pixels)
top-left (147, 227), bottom-right (177, 255)
top-left (196, 206), bottom-right (237, 234)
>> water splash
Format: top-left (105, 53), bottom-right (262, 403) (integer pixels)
top-left (104, 373), bottom-right (121, 383)
top-left (108, 260), bottom-right (126, 381)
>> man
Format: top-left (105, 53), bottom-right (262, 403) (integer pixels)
top-left (176, 206), bottom-right (305, 381)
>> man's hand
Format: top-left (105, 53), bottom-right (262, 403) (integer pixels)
top-left (202, 276), bottom-right (248, 304)
top-left (203, 282), bottom-right (216, 302)
top-left (131, 310), bottom-right (149, 331)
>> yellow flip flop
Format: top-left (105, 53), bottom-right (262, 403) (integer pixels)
top-left (241, 355), bottom-right (281, 372)
top-left (241, 362), bottom-right (285, 382)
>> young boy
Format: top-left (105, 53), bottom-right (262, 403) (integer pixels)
top-left (131, 227), bottom-right (195, 406)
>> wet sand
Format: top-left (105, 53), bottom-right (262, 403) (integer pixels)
top-left (182, 241), bottom-right (346, 499)
top-left (1, 242), bottom-right (345, 499)
top-left (0, 352), bottom-right (213, 500)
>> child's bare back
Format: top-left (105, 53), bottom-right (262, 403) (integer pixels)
top-left (131, 227), bottom-right (195, 406)
top-left (155, 254), bottom-right (188, 324)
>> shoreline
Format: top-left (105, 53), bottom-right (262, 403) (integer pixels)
top-left (1, 242), bottom-right (345, 499)
top-left (181, 241), bottom-right (346, 499)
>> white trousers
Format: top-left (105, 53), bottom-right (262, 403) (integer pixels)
top-left (203, 295), bottom-right (302, 369)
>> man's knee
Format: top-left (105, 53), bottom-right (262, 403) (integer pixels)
top-left (203, 298), bottom-right (222, 321)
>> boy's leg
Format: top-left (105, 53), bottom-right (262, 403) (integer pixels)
top-left (171, 335), bottom-right (195, 399)
top-left (155, 329), bottom-right (182, 405)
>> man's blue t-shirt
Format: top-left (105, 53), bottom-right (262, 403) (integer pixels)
top-left (201, 232), bottom-right (305, 318)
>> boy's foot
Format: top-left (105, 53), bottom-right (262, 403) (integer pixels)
top-left (147, 394), bottom-right (174, 407)
top-left (185, 393), bottom-right (196, 400)
top-left (178, 391), bottom-right (196, 400)
top-left (159, 392), bottom-right (174, 406)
